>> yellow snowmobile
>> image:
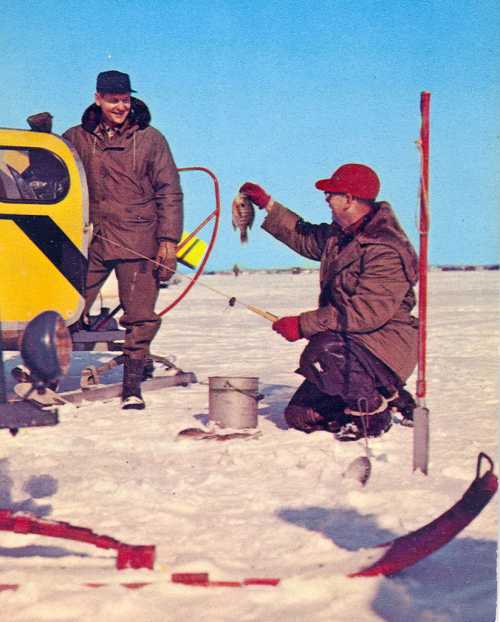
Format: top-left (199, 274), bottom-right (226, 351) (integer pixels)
top-left (0, 115), bottom-right (220, 431)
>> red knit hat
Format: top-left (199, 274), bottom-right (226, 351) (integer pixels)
top-left (315, 163), bottom-right (380, 200)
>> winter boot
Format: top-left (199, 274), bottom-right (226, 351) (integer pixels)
top-left (388, 388), bottom-right (416, 422)
top-left (334, 410), bottom-right (392, 442)
top-left (143, 357), bottom-right (155, 381)
top-left (122, 357), bottom-right (146, 410)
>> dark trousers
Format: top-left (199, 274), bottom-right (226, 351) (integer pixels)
top-left (298, 332), bottom-right (400, 410)
top-left (285, 332), bottom-right (401, 431)
top-left (84, 249), bottom-right (161, 360)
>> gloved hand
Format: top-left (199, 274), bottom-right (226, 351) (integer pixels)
top-left (239, 182), bottom-right (271, 209)
top-left (272, 316), bottom-right (303, 342)
top-left (155, 240), bottom-right (177, 282)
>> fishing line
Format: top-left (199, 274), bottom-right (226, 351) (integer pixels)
top-left (94, 233), bottom-right (277, 321)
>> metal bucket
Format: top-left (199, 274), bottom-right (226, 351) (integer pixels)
top-left (208, 376), bottom-right (262, 429)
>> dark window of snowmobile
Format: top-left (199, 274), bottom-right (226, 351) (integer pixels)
top-left (0, 147), bottom-right (69, 203)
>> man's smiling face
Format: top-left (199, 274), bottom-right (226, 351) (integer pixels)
top-left (95, 92), bottom-right (131, 128)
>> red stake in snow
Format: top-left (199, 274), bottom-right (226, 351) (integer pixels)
top-left (413, 91), bottom-right (431, 474)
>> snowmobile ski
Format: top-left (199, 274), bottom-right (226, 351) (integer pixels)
top-left (14, 372), bottom-right (197, 408)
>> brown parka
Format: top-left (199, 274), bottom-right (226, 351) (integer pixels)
top-left (63, 98), bottom-right (183, 260)
top-left (262, 201), bottom-right (419, 382)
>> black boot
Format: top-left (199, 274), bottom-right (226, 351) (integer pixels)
top-left (388, 388), bottom-right (416, 422)
top-left (143, 357), bottom-right (155, 380)
top-left (122, 357), bottom-right (146, 410)
top-left (334, 410), bottom-right (393, 442)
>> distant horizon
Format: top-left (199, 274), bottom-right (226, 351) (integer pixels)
top-left (189, 262), bottom-right (500, 274)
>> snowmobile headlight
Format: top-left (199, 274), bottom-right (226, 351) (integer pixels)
top-left (21, 311), bottom-right (72, 385)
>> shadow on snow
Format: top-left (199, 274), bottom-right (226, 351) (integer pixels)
top-left (278, 504), bottom-right (497, 622)
top-left (0, 459), bottom-right (92, 562)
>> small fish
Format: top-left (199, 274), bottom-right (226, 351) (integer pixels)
top-left (343, 455), bottom-right (372, 486)
top-left (232, 193), bottom-right (255, 243)
top-left (176, 426), bottom-right (262, 442)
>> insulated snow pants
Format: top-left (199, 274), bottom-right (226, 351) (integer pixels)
top-left (83, 249), bottom-right (161, 360)
top-left (285, 332), bottom-right (401, 432)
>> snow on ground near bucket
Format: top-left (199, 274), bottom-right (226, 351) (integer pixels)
top-left (1, 270), bottom-right (497, 622)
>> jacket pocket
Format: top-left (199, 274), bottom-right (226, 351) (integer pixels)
top-left (123, 202), bottom-right (156, 223)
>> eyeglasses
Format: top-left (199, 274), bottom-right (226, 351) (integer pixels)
top-left (324, 192), bottom-right (348, 200)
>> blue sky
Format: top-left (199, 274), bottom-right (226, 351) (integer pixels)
top-left (2, 0), bottom-right (498, 270)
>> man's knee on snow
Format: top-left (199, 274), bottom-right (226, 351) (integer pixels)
top-left (284, 404), bottom-right (326, 433)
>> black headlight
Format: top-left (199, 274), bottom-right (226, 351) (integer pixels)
top-left (21, 311), bottom-right (72, 385)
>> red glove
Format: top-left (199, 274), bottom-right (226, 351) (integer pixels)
top-left (272, 316), bottom-right (303, 342)
top-left (239, 182), bottom-right (271, 209)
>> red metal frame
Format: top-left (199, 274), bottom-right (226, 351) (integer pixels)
top-left (416, 92), bottom-right (430, 401)
top-left (0, 509), bottom-right (155, 570)
top-left (0, 455), bottom-right (495, 588)
top-left (158, 166), bottom-right (221, 317)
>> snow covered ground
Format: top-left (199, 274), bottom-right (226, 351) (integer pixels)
top-left (0, 270), bottom-right (497, 621)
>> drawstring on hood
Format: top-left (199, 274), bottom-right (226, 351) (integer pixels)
top-left (133, 133), bottom-right (136, 171)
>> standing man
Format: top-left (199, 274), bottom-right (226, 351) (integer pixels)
top-left (64, 70), bottom-right (183, 410)
top-left (239, 164), bottom-right (418, 440)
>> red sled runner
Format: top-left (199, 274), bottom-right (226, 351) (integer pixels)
top-left (0, 452), bottom-right (496, 590)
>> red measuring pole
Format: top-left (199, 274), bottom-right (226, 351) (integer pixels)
top-left (417, 92), bottom-right (430, 399)
top-left (413, 92), bottom-right (431, 474)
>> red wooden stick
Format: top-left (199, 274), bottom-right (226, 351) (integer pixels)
top-left (413, 92), bottom-right (431, 474)
top-left (417, 92), bottom-right (431, 400)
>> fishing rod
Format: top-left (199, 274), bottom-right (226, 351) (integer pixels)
top-left (92, 232), bottom-right (278, 323)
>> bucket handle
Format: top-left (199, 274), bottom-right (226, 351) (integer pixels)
top-left (223, 381), bottom-right (265, 402)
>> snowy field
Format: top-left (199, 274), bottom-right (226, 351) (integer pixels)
top-left (1, 269), bottom-right (498, 622)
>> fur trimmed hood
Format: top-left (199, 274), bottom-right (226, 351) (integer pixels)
top-left (81, 97), bottom-right (151, 133)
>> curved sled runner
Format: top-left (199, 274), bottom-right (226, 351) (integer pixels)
top-left (0, 453), bottom-right (496, 591)
top-left (350, 452), bottom-right (498, 577)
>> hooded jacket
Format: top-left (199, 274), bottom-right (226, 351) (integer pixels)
top-left (63, 98), bottom-right (183, 260)
top-left (262, 201), bottom-right (419, 381)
